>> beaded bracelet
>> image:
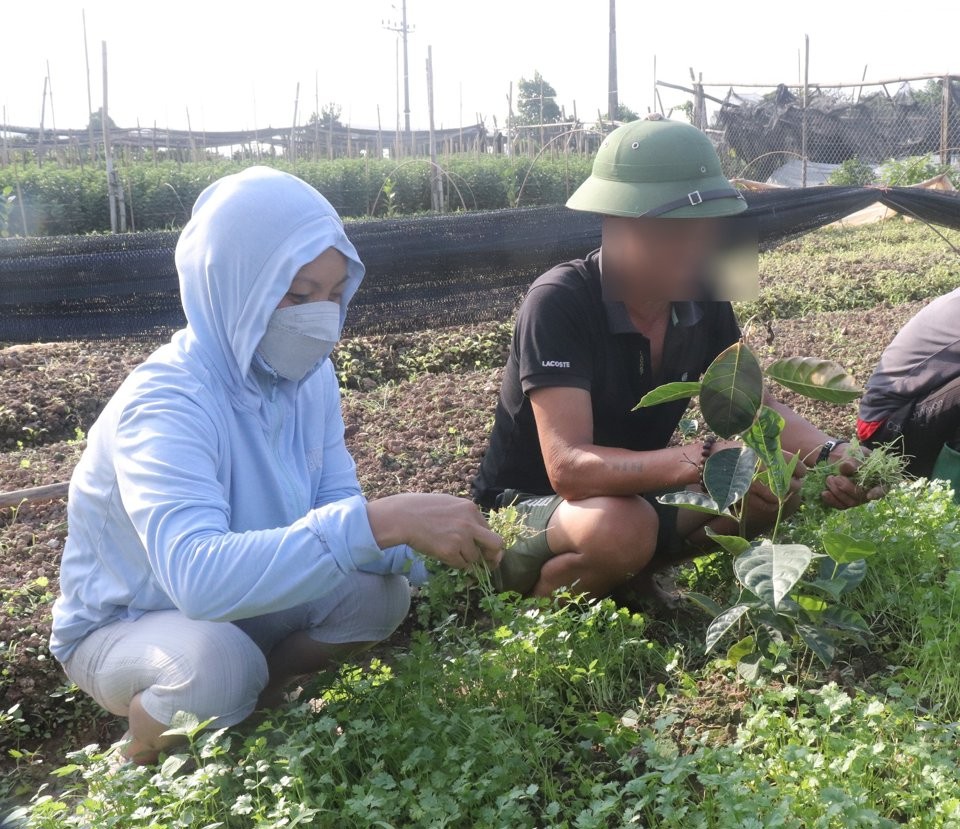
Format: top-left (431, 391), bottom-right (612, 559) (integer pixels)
top-left (699, 434), bottom-right (718, 486)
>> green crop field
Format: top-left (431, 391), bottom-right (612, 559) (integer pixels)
top-left (2, 219), bottom-right (960, 827)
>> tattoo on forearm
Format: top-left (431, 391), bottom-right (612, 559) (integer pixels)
top-left (612, 460), bottom-right (644, 474)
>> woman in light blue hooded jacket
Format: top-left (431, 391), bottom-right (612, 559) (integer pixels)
top-left (50, 167), bottom-right (503, 764)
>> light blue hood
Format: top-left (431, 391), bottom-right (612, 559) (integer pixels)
top-left (175, 165), bottom-right (364, 394)
top-left (50, 167), bottom-right (422, 664)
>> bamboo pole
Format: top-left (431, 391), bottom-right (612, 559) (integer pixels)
top-left (506, 81), bottom-right (513, 156)
top-left (37, 76), bottom-right (48, 167)
top-left (0, 106), bottom-right (8, 167)
top-left (290, 81), bottom-right (300, 162)
top-left (652, 54), bottom-right (658, 114)
top-left (46, 60), bottom-right (57, 138)
top-left (694, 72), bottom-right (953, 89)
top-left (314, 72), bottom-right (320, 162)
top-left (83, 10), bottom-right (96, 163)
top-left (856, 64), bottom-right (868, 104)
top-left (46, 60), bottom-right (59, 163)
top-left (655, 79), bottom-right (726, 107)
top-left (801, 34), bottom-right (809, 188)
top-left (426, 45), bottom-right (442, 212)
top-left (0, 482), bottom-right (69, 510)
top-left (608, 0), bottom-right (618, 121)
top-left (376, 104), bottom-right (383, 158)
top-left (102, 41), bottom-right (118, 233)
top-left (942, 75), bottom-right (952, 165)
top-left (328, 109), bottom-right (334, 159)
top-left (186, 107), bottom-right (196, 162)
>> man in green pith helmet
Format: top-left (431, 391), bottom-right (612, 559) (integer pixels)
top-left (472, 117), bottom-right (878, 603)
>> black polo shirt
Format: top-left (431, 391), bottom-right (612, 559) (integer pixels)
top-left (471, 249), bottom-right (742, 509)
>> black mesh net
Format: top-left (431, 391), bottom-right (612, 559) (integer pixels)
top-left (2, 186), bottom-right (960, 344)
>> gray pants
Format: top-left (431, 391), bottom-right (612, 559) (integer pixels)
top-left (62, 571), bottom-right (410, 728)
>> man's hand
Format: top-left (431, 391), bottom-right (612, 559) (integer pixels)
top-left (367, 494), bottom-right (504, 570)
top-left (822, 453), bottom-right (885, 510)
top-left (742, 448), bottom-right (806, 508)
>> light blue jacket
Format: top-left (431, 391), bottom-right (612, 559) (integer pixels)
top-left (50, 167), bottom-right (423, 664)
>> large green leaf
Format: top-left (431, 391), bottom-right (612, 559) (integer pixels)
top-left (703, 446), bottom-right (758, 512)
top-left (726, 635), bottom-right (757, 664)
top-left (736, 650), bottom-right (764, 682)
top-left (742, 406), bottom-right (792, 500)
top-left (685, 591), bottom-right (725, 617)
top-left (817, 557), bottom-right (868, 594)
top-left (657, 490), bottom-right (725, 516)
top-left (699, 342), bottom-right (764, 438)
top-left (633, 381), bottom-right (701, 410)
top-left (793, 594), bottom-right (828, 612)
top-left (795, 623), bottom-right (836, 667)
top-left (807, 577), bottom-right (846, 602)
top-left (705, 604), bottom-right (752, 653)
top-left (734, 540), bottom-right (819, 610)
top-left (765, 357), bottom-right (862, 404)
top-left (822, 532), bottom-right (878, 564)
top-left (820, 606), bottom-right (871, 635)
top-left (704, 526), bottom-right (751, 556)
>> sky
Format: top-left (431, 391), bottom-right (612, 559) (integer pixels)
top-left (3, 0), bottom-right (958, 135)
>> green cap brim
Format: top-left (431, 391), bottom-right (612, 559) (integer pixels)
top-left (566, 174), bottom-right (748, 219)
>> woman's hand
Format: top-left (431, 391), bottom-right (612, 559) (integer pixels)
top-left (367, 494), bottom-right (503, 570)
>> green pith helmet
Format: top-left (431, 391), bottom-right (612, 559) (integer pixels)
top-left (566, 117), bottom-right (747, 219)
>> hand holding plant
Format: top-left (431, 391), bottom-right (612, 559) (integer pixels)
top-left (636, 341), bottom-right (878, 674)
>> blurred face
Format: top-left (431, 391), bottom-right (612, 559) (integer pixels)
top-left (601, 216), bottom-right (721, 302)
top-left (277, 247), bottom-right (349, 309)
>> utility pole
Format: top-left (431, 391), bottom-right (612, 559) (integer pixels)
top-left (608, 0), bottom-right (618, 121)
top-left (382, 0), bottom-right (414, 139)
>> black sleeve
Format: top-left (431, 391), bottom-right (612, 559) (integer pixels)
top-left (702, 302), bottom-right (743, 372)
top-left (515, 282), bottom-right (595, 395)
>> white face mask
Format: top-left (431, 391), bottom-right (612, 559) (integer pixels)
top-left (255, 300), bottom-right (341, 381)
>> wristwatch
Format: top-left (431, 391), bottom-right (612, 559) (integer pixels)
top-left (816, 439), bottom-right (848, 465)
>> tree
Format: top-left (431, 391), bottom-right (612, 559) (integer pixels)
top-left (675, 100), bottom-right (694, 124)
top-left (515, 72), bottom-right (562, 126)
top-left (615, 103), bottom-right (640, 122)
top-left (87, 108), bottom-right (117, 132)
top-left (309, 102), bottom-right (344, 130)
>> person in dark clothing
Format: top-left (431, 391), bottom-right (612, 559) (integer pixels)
top-left (472, 117), bottom-right (875, 602)
top-left (858, 287), bottom-right (960, 482)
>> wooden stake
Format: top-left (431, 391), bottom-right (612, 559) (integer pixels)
top-left (942, 74), bottom-right (952, 165)
top-left (1, 105), bottom-right (8, 167)
top-left (102, 41), bottom-right (117, 233)
top-left (608, 0), bottom-right (618, 121)
top-left (186, 107), bottom-right (196, 162)
top-left (46, 60), bottom-right (57, 139)
top-left (83, 10), bottom-right (96, 163)
top-left (801, 34), bottom-right (809, 188)
top-left (314, 71), bottom-right (320, 161)
top-left (0, 482), bottom-right (69, 510)
top-left (38, 76), bottom-right (48, 167)
top-left (290, 81), bottom-right (300, 162)
top-left (426, 45), bottom-right (443, 212)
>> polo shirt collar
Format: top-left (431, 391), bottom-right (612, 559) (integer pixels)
top-left (593, 250), bottom-right (704, 335)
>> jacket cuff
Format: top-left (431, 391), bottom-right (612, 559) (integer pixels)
top-left (310, 494), bottom-right (384, 571)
